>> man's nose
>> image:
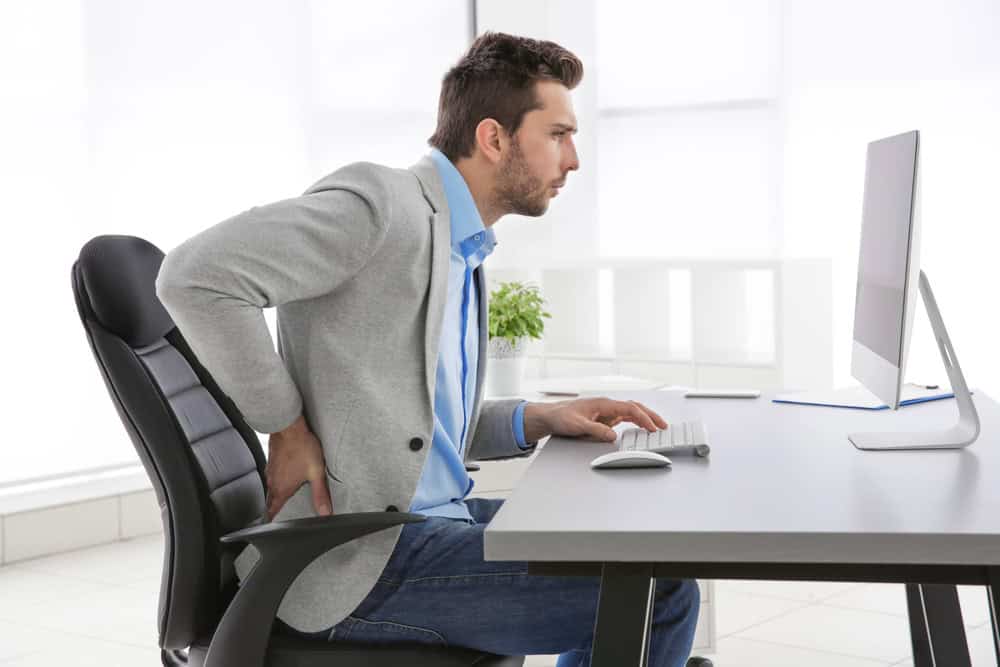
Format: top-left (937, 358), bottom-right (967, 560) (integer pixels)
top-left (565, 140), bottom-right (580, 172)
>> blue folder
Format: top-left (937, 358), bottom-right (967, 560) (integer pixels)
top-left (772, 384), bottom-right (958, 410)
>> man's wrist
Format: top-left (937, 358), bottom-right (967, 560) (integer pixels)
top-left (270, 414), bottom-right (307, 442)
top-left (523, 402), bottom-right (554, 443)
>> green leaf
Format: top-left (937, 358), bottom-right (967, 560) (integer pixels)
top-left (488, 281), bottom-right (551, 342)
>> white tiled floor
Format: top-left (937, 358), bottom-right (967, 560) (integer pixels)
top-left (0, 534), bottom-right (997, 666)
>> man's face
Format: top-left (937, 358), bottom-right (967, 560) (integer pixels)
top-left (494, 80), bottom-right (580, 217)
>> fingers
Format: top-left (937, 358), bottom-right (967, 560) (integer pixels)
top-left (265, 489), bottom-right (287, 522)
top-left (585, 418), bottom-right (619, 442)
top-left (266, 480), bottom-right (331, 520)
top-left (591, 398), bottom-right (665, 432)
top-left (629, 400), bottom-right (668, 429)
top-left (602, 399), bottom-right (659, 431)
top-left (310, 471), bottom-right (333, 516)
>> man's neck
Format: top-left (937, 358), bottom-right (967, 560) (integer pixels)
top-left (453, 157), bottom-right (503, 228)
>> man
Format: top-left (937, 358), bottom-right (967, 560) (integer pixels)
top-left (155, 31), bottom-right (699, 666)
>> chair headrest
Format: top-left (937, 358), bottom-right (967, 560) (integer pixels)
top-left (77, 235), bottom-right (175, 348)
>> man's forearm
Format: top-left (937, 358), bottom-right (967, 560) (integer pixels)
top-left (155, 231), bottom-right (305, 435)
top-left (154, 182), bottom-right (386, 436)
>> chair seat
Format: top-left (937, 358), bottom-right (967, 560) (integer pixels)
top-left (187, 632), bottom-right (525, 667)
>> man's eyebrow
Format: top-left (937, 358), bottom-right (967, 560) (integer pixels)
top-left (550, 122), bottom-right (578, 133)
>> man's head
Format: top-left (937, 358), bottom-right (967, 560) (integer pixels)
top-left (428, 32), bottom-right (582, 220)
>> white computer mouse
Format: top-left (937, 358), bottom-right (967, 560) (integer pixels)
top-left (590, 450), bottom-right (672, 469)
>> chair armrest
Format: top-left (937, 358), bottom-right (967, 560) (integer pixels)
top-left (206, 511), bottom-right (426, 667)
top-left (464, 462), bottom-right (481, 472)
top-left (219, 510), bottom-right (425, 548)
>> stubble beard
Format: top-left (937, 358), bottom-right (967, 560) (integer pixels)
top-left (493, 138), bottom-right (549, 218)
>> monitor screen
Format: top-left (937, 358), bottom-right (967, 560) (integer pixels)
top-left (852, 131), bottom-right (919, 368)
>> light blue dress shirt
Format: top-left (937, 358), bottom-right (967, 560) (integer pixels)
top-left (408, 148), bottom-right (530, 522)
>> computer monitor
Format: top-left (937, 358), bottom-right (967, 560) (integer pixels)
top-left (847, 130), bottom-right (979, 450)
top-left (850, 130), bottom-right (921, 410)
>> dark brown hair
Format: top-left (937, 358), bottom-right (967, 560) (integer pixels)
top-left (428, 31), bottom-right (583, 162)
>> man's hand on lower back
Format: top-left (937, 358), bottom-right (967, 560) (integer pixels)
top-left (265, 414), bottom-right (333, 521)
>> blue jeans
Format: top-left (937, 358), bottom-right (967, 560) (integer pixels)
top-left (297, 497), bottom-right (699, 666)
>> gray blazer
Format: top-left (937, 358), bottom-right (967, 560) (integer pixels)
top-left (154, 153), bottom-right (535, 632)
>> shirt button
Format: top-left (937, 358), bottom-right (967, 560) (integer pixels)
top-left (474, 234), bottom-right (480, 241)
top-left (409, 437), bottom-right (424, 451)
top-left (386, 505), bottom-right (399, 512)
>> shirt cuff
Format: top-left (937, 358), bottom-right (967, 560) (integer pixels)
top-left (512, 400), bottom-right (530, 449)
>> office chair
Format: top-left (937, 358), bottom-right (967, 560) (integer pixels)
top-left (72, 235), bottom-right (523, 667)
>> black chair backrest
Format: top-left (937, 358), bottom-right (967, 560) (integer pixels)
top-left (72, 235), bottom-right (268, 649)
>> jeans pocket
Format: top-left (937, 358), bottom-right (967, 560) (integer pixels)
top-left (341, 615), bottom-right (447, 647)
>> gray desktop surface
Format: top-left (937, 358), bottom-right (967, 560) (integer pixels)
top-left (484, 389), bottom-right (1000, 566)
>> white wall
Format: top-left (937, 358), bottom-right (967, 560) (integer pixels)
top-left (595, 0), bottom-right (782, 260)
top-left (1, 0), bottom-right (469, 485)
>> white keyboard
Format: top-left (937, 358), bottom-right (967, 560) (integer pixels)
top-left (617, 421), bottom-right (711, 457)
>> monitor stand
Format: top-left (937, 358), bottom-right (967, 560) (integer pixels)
top-left (849, 271), bottom-right (980, 450)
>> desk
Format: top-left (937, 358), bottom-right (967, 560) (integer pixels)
top-left (484, 389), bottom-right (1000, 666)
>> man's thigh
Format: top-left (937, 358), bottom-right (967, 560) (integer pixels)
top-left (332, 498), bottom-right (606, 656)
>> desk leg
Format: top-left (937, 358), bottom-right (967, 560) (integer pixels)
top-left (987, 568), bottom-right (1000, 666)
top-left (906, 583), bottom-right (971, 667)
top-left (591, 563), bottom-right (656, 667)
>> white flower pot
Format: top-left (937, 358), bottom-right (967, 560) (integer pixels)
top-left (486, 337), bottom-right (529, 397)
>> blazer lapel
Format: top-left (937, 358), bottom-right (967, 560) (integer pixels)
top-left (409, 155), bottom-right (453, 406)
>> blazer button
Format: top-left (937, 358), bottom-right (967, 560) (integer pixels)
top-left (409, 437), bottom-right (424, 451)
top-left (386, 505), bottom-right (399, 512)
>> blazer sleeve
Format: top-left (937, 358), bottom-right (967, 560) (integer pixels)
top-left (155, 179), bottom-right (389, 434)
top-left (466, 398), bottom-right (539, 461)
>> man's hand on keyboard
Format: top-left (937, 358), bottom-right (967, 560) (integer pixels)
top-left (524, 397), bottom-right (667, 443)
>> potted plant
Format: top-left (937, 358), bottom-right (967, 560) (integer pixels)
top-left (486, 281), bottom-right (551, 396)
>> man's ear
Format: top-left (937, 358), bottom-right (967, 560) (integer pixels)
top-left (474, 118), bottom-right (506, 165)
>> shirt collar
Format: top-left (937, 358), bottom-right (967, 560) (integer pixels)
top-left (429, 148), bottom-right (497, 263)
